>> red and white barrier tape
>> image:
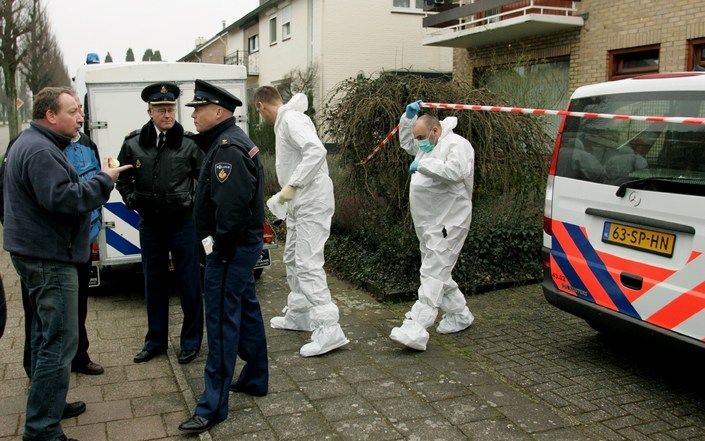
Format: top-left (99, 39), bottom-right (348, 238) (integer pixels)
top-left (359, 102), bottom-right (705, 165)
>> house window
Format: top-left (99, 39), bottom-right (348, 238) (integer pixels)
top-left (248, 34), bottom-right (259, 54)
top-left (269, 17), bottom-right (277, 45)
top-left (393, 0), bottom-right (424, 9)
top-left (281, 6), bottom-right (291, 40)
top-left (609, 45), bottom-right (660, 81)
top-left (688, 38), bottom-right (705, 71)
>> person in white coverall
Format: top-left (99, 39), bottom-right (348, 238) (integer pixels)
top-left (253, 86), bottom-right (348, 357)
top-left (390, 100), bottom-right (475, 351)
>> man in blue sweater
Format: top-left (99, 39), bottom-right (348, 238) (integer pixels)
top-left (3, 86), bottom-right (130, 441)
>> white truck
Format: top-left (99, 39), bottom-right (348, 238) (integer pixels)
top-left (73, 62), bottom-right (274, 286)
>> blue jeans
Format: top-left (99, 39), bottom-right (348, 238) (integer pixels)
top-left (11, 255), bottom-right (78, 441)
top-left (139, 219), bottom-right (203, 353)
top-left (195, 242), bottom-right (268, 423)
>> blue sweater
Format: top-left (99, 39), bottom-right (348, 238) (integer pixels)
top-left (3, 122), bottom-right (113, 263)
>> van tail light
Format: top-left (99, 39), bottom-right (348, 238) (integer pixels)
top-left (544, 112), bottom-right (568, 236)
top-left (263, 223), bottom-right (274, 245)
top-left (90, 242), bottom-right (100, 262)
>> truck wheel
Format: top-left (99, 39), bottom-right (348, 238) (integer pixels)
top-left (254, 268), bottom-right (263, 280)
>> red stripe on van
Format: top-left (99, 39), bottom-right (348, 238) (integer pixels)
top-left (688, 251), bottom-right (702, 264)
top-left (594, 250), bottom-right (676, 303)
top-left (550, 255), bottom-right (575, 296)
top-left (646, 281), bottom-right (705, 329)
top-left (552, 222), bottom-right (619, 312)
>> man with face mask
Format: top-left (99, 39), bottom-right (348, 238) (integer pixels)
top-left (253, 86), bottom-right (348, 357)
top-left (389, 100), bottom-right (475, 351)
top-left (116, 83), bottom-right (204, 365)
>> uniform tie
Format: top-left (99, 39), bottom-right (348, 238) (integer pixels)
top-left (158, 132), bottom-right (165, 149)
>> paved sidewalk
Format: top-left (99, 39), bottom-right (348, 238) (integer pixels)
top-left (174, 249), bottom-right (597, 441)
top-left (0, 253), bottom-right (193, 441)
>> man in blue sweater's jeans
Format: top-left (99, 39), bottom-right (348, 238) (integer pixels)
top-left (3, 86), bottom-right (130, 441)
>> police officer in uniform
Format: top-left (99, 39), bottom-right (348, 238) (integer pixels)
top-left (116, 83), bottom-right (204, 365)
top-left (178, 80), bottom-right (268, 434)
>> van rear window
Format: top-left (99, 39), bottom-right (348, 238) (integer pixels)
top-left (555, 91), bottom-right (705, 188)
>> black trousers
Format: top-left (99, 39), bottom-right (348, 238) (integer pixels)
top-left (22, 259), bottom-right (92, 377)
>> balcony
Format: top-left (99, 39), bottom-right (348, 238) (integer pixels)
top-left (224, 50), bottom-right (259, 76)
top-left (422, 0), bottom-right (584, 49)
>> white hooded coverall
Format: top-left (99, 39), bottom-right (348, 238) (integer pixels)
top-left (269, 93), bottom-right (348, 357)
top-left (390, 114), bottom-right (475, 351)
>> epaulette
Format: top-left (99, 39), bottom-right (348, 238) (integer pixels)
top-left (124, 129), bottom-right (140, 140)
top-left (219, 137), bottom-right (260, 158)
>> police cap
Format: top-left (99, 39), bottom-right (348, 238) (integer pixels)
top-left (185, 79), bottom-right (243, 112)
top-left (141, 82), bottom-right (180, 104)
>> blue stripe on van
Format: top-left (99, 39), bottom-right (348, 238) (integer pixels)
top-left (106, 228), bottom-right (141, 256)
top-left (564, 223), bottom-right (641, 319)
top-left (104, 202), bottom-right (140, 229)
top-left (551, 238), bottom-right (594, 302)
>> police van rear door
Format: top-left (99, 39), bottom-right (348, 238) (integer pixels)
top-left (549, 80), bottom-right (705, 342)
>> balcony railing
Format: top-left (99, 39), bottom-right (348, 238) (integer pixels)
top-left (423, 0), bottom-right (583, 48)
top-left (224, 50), bottom-right (259, 76)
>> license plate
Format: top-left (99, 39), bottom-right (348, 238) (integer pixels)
top-left (602, 221), bottom-right (676, 257)
top-left (254, 249), bottom-right (271, 269)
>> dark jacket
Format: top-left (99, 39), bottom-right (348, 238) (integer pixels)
top-left (2, 122), bottom-right (114, 263)
top-left (193, 117), bottom-right (264, 261)
top-left (116, 121), bottom-right (203, 223)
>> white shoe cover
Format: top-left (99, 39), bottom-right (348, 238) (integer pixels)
top-left (389, 319), bottom-right (429, 351)
top-left (270, 309), bottom-right (312, 331)
top-left (436, 308), bottom-right (474, 334)
top-left (300, 324), bottom-right (349, 357)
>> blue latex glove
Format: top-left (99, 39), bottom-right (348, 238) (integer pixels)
top-left (408, 160), bottom-right (419, 174)
top-left (405, 100), bottom-right (422, 119)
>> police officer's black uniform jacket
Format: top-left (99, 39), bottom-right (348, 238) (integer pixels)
top-left (193, 117), bottom-right (264, 261)
top-left (116, 121), bottom-right (203, 222)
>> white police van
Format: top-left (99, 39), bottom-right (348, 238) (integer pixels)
top-left (74, 62), bottom-right (275, 285)
top-left (543, 72), bottom-right (705, 349)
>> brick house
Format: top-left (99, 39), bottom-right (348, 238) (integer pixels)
top-left (423, 0), bottom-right (705, 105)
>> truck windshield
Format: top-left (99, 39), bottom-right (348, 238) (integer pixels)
top-left (555, 91), bottom-right (705, 192)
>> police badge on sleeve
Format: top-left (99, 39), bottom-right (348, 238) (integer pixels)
top-left (215, 162), bottom-right (232, 183)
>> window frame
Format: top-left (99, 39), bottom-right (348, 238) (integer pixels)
top-left (392, 0), bottom-right (424, 10)
top-left (608, 44), bottom-right (660, 81)
top-left (269, 17), bottom-right (277, 45)
top-left (281, 6), bottom-right (292, 40)
top-left (687, 37), bottom-right (705, 71)
top-left (248, 34), bottom-right (259, 54)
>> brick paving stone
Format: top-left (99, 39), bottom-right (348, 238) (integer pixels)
top-left (102, 379), bottom-right (152, 401)
top-left (337, 365), bottom-right (387, 384)
top-left (257, 390), bottom-right (314, 417)
top-left (124, 360), bottom-right (172, 381)
top-left (471, 383), bottom-right (529, 408)
top-left (315, 395), bottom-right (378, 422)
top-left (532, 428), bottom-right (597, 441)
top-left (0, 414), bottom-right (19, 437)
top-left (299, 376), bottom-right (355, 400)
top-left (131, 392), bottom-right (185, 416)
top-left (76, 399), bottom-right (133, 425)
top-left (372, 394), bottom-right (442, 422)
top-left (332, 416), bottom-right (401, 441)
top-left (459, 418), bottom-right (532, 441)
top-left (355, 379), bottom-right (410, 401)
top-left (408, 377), bottom-right (472, 401)
top-left (284, 362), bottom-right (338, 383)
top-left (65, 422), bottom-right (107, 441)
top-left (431, 395), bottom-right (501, 425)
top-left (106, 415), bottom-right (167, 440)
top-left (209, 407), bottom-right (270, 437)
top-left (392, 418), bottom-right (467, 440)
top-left (160, 410), bottom-right (190, 437)
top-left (496, 403), bottom-right (572, 433)
top-left (268, 411), bottom-right (328, 439)
top-left (0, 395), bottom-right (25, 416)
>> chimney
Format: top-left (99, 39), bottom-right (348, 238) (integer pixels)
top-left (222, 20), bottom-right (226, 29)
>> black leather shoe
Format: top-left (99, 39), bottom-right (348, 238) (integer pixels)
top-left (72, 361), bottom-right (105, 375)
top-left (178, 415), bottom-right (214, 434)
top-left (133, 348), bottom-right (165, 363)
top-left (228, 382), bottom-right (267, 397)
top-left (178, 349), bottom-right (199, 364)
top-left (61, 401), bottom-right (86, 419)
